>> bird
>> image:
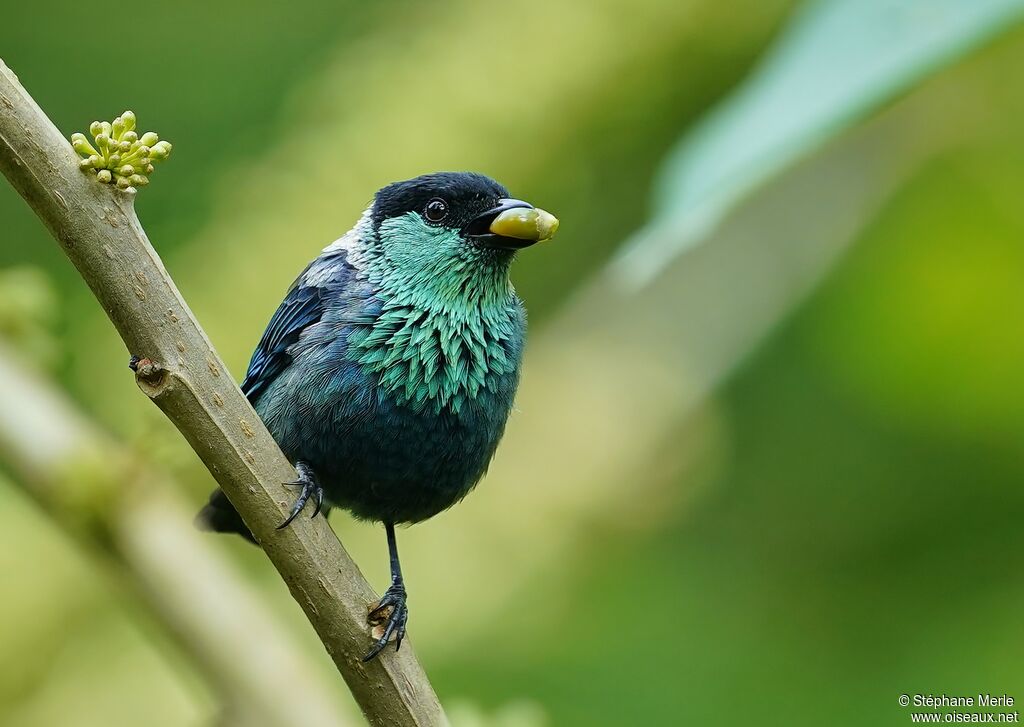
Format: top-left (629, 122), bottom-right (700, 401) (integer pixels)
top-left (196, 171), bottom-right (558, 660)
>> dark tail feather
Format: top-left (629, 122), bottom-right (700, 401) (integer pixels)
top-left (195, 489), bottom-right (257, 544)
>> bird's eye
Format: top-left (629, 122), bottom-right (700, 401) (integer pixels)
top-left (424, 198), bottom-right (448, 223)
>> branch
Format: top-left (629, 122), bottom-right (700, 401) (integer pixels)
top-left (0, 59), bottom-right (444, 726)
top-left (0, 341), bottom-right (354, 727)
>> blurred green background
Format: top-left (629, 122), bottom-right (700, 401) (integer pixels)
top-left (2, 1), bottom-right (1024, 725)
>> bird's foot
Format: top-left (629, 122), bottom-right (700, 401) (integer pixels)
top-left (363, 580), bottom-right (408, 661)
top-left (277, 462), bottom-right (324, 529)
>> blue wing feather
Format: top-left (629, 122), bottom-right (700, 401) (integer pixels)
top-left (241, 249), bottom-right (353, 403)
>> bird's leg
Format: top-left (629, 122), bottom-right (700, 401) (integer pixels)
top-left (363, 522), bottom-right (409, 661)
top-left (276, 461), bottom-right (325, 529)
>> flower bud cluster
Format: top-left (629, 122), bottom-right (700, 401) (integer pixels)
top-left (71, 111), bottom-right (172, 190)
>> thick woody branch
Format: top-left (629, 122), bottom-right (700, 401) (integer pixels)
top-left (0, 58), bottom-right (444, 727)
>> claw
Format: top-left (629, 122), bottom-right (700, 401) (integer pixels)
top-left (363, 582), bottom-right (408, 662)
top-left (312, 485), bottom-right (324, 519)
top-left (277, 463), bottom-right (324, 529)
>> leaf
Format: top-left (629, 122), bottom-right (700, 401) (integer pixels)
top-left (613, 0), bottom-right (1024, 287)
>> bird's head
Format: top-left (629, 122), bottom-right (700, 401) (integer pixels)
top-left (350, 173), bottom-right (557, 303)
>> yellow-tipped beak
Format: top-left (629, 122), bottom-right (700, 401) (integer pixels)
top-left (489, 207), bottom-right (560, 243)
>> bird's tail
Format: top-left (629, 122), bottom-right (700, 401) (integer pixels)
top-left (195, 489), bottom-right (257, 544)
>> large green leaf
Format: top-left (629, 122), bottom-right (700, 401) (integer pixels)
top-left (615, 0), bottom-right (1024, 286)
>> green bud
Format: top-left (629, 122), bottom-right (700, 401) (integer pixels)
top-left (145, 164), bottom-right (154, 174)
top-left (129, 174), bottom-right (149, 186)
top-left (149, 141), bottom-right (172, 160)
top-left (112, 117), bottom-right (124, 139)
top-left (89, 121), bottom-right (103, 137)
top-left (99, 121), bottom-right (112, 138)
top-left (118, 165), bottom-right (135, 176)
top-left (115, 175), bottom-right (131, 189)
top-left (71, 134), bottom-right (98, 157)
top-left (94, 133), bottom-right (110, 153)
top-left (108, 154), bottom-right (121, 166)
top-left (140, 131), bottom-right (159, 146)
top-left (88, 155), bottom-right (103, 168)
top-left (79, 158), bottom-right (93, 170)
top-left (122, 131), bottom-right (138, 144)
top-left (120, 111), bottom-right (136, 132)
top-left (96, 169), bottom-right (113, 184)
top-left (118, 140), bottom-right (131, 153)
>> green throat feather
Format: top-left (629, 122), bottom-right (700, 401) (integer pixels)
top-left (347, 212), bottom-right (525, 414)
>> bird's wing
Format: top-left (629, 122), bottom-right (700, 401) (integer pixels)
top-left (240, 249), bottom-right (353, 403)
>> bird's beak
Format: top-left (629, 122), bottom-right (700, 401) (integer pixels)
top-left (466, 198), bottom-right (559, 250)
